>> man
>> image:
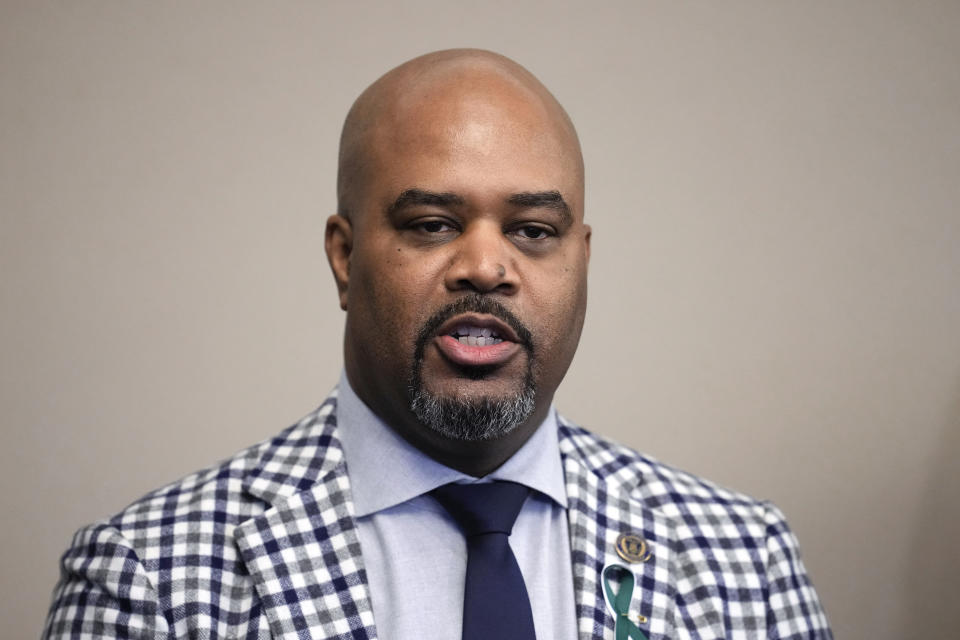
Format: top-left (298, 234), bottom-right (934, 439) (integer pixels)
top-left (45, 49), bottom-right (832, 639)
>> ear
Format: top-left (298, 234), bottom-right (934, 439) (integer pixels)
top-left (582, 223), bottom-right (592, 264)
top-left (325, 214), bottom-right (353, 310)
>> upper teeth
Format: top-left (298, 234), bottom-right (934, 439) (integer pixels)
top-left (452, 324), bottom-right (503, 346)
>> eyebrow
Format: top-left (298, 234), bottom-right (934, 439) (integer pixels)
top-left (386, 187), bottom-right (572, 225)
top-left (387, 189), bottom-right (465, 216)
top-left (507, 191), bottom-right (572, 225)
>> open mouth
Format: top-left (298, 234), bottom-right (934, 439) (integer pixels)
top-left (432, 313), bottom-right (522, 368)
top-left (449, 324), bottom-right (505, 347)
top-left (436, 313), bottom-right (520, 347)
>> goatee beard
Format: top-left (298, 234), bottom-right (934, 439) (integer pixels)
top-left (407, 295), bottom-right (537, 442)
top-left (408, 375), bottom-right (536, 441)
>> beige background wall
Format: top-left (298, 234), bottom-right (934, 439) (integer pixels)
top-left (2, 1), bottom-right (958, 638)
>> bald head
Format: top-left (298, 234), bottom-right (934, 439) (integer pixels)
top-left (324, 49), bottom-right (591, 475)
top-left (336, 49), bottom-right (583, 218)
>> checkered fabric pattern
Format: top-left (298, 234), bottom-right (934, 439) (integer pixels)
top-left (45, 390), bottom-right (831, 639)
top-left (558, 417), bottom-right (832, 639)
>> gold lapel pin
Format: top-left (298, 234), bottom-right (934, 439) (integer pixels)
top-left (621, 612), bottom-right (648, 624)
top-left (615, 533), bottom-right (652, 563)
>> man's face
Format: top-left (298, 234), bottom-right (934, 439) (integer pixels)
top-left (332, 76), bottom-right (590, 444)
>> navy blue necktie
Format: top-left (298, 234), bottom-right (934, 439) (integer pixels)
top-left (432, 481), bottom-right (536, 640)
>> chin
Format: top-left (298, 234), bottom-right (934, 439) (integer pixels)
top-left (407, 365), bottom-right (537, 443)
top-left (425, 372), bottom-right (521, 397)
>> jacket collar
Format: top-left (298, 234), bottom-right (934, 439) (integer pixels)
top-left (241, 392), bottom-right (345, 506)
top-left (235, 394), bottom-right (379, 640)
top-left (557, 415), bottom-right (679, 639)
top-left (234, 394), bottom-right (677, 640)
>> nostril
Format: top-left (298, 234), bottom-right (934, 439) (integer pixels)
top-left (445, 252), bottom-right (516, 294)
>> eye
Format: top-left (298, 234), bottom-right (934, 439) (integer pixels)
top-left (422, 220), bottom-right (450, 233)
top-left (409, 218), bottom-right (458, 234)
top-left (511, 225), bottom-right (554, 241)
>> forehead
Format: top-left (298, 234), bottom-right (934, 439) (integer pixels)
top-left (359, 72), bottom-right (584, 214)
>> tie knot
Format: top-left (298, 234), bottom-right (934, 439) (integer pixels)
top-left (432, 481), bottom-right (531, 537)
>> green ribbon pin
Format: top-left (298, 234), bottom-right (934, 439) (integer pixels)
top-left (602, 564), bottom-right (649, 640)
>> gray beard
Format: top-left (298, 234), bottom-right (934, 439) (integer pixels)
top-left (408, 372), bottom-right (536, 441)
top-left (406, 294), bottom-right (537, 441)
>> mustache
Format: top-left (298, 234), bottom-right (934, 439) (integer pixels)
top-left (413, 295), bottom-right (534, 361)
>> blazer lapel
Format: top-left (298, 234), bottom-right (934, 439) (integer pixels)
top-left (230, 397), bottom-right (680, 640)
top-left (234, 395), bottom-right (378, 640)
top-left (559, 420), bottom-right (678, 640)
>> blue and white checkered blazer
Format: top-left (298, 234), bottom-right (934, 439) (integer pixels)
top-left (45, 390), bottom-right (832, 639)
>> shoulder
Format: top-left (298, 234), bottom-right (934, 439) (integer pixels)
top-left (556, 414), bottom-right (783, 531)
top-left (47, 398), bottom-right (341, 637)
top-left (108, 435), bottom-right (268, 540)
top-left (107, 396), bottom-right (340, 547)
top-left (56, 397), bottom-right (342, 588)
top-left (555, 420), bottom-right (833, 636)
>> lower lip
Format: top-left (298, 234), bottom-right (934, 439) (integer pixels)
top-left (434, 335), bottom-right (522, 368)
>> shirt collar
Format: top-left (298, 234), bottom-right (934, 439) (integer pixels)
top-left (336, 370), bottom-right (568, 518)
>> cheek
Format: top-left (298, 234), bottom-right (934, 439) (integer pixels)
top-left (527, 261), bottom-right (588, 364)
top-left (350, 247), bottom-right (441, 341)
top-left (541, 287), bottom-right (586, 342)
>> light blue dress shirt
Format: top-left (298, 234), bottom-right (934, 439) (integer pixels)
top-left (336, 372), bottom-right (579, 640)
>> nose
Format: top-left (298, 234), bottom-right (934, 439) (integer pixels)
top-left (444, 222), bottom-right (517, 295)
